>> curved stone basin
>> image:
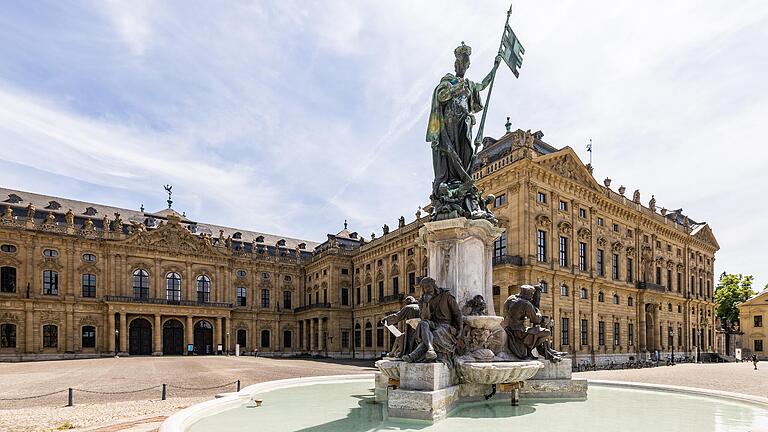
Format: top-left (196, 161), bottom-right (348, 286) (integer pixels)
top-left (463, 315), bottom-right (503, 330)
top-left (375, 359), bottom-right (402, 380)
top-left (458, 360), bottom-right (543, 384)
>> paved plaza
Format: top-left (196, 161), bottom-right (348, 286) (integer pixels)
top-left (1, 358), bottom-right (765, 432)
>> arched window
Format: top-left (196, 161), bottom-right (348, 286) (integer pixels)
top-left (236, 329), bottom-right (247, 349)
top-left (260, 330), bottom-right (270, 348)
top-left (43, 324), bottom-right (58, 348)
top-left (0, 323), bottom-right (16, 348)
top-left (678, 304), bottom-right (682, 313)
top-left (667, 303), bottom-right (673, 312)
top-left (365, 322), bottom-right (373, 348)
top-left (579, 288), bottom-right (588, 299)
top-left (376, 321), bottom-right (385, 348)
top-left (283, 290), bottom-right (292, 310)
top-left (196, 275), bottom-right (211, 303)
top-left (613, 294), bottom-right (620, 305)
top-left (81, 326), bottom-right (96, 348)
top-left (0, 266), bottom-right (16, 293)
top-left (560, 284), bottom-right (569, 297)
top-left (261, 288), bottom-right (270, 308)
top-left (43, 270), bottom-right (59, 295)
top-left (597, 291), bottom-right (605, 302)
top-left (82, 273), bottom-right (96, 298)
top-left (354, 323), bottom-right (361, 348)
top-left (166, 272), bottom-right (181, 302)
top-left (133, 269), bottom-right (149, 299)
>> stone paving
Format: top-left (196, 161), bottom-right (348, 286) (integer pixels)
top-left (574, 361), bottom-right (768, 398)
top-left (0, 356), bottom-right (375, 432)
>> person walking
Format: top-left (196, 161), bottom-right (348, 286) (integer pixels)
top-left (752, 354), bottom-right (759, 370)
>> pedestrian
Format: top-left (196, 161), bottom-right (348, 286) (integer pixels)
top-left (752, 354), bottom-right (759, 370)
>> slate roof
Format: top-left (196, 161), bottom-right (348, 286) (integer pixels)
top-left (0, 186), bottom-right (320, 250)
top-left (475, 129), bottom-right (558, 170)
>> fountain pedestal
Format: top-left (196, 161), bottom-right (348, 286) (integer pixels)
top-left (417, 218), bottom-right (503, 315)
top-left (385, 361), bottom-right (460, 421)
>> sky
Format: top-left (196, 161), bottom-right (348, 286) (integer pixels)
top-left (0, 1), bottom-right (766, 290)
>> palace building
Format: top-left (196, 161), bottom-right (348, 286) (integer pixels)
top-left (0, 128), bottom-right (720, 362)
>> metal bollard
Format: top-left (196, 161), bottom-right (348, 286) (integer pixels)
top-left (162, 384), bottom-right (167, 401)
top-left (236, 380), bottom-right (241, 392)
top-left (67, 388), bottom-right (73, 407)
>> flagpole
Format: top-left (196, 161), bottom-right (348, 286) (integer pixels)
top-left (473, 3), bottom-right (513, 151)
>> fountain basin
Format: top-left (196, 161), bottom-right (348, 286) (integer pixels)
top-left (458, 360), bottom-right (543, 385)
top-left (462, 315), bottom-right (503, 330)
top-left (374, 359), bottom-right (402, 380)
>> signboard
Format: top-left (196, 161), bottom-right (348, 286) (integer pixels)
top-left (187, 344), bottom-right (194, 353)
top-left (217, 344), bottom-right (223, 355)
top-left (735, 348), bottom-right (742, 361)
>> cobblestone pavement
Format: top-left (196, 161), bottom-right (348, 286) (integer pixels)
top-left (574, 361), bottom-right (768, 397)
top-left (0, 356), bottom-right (375, 432)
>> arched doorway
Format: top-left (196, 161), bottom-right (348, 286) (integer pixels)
top-left (163, 319), bottom-right (184, 355)
top-left (194, 320), bottom-right (213, 355)
top-left (645, 304), bottom-right (655, 351)
top-left (129, 318), bottom-right (152, 355)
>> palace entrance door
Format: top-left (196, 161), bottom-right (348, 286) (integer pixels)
top-left (163, 319), bottom-right (184, 355)
top-left (129, 318), bottom-right (152, 355)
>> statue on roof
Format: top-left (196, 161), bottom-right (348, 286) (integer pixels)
top-left (427, 42), bottom-right (498, 224)
top-left (649, 195), bottom-right (657, 212)
top-left (632, 190), bottom-right (641, 204)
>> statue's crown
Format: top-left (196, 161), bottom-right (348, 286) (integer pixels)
top-left (454, 41), bottom-right (471, 59)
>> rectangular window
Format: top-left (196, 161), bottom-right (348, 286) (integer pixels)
top-left (578, 242), bottom-right (587, 271)
top-left (612, 254), bottom-right (619, 280)
top-left (627, 229), bottom-right (633, 238)
top-left (283, 330), bottom-right (292, 348)
top-left (579, 208), bottom-right (587, 218)
top-left (494, 232), bottom-right (507, 258)
top-left (236, 287), bottom-right (246, 307)
top-left (597, 250), bottom-right (604, 277)
top-left (378, 281), bottom-right (384, 300)
top-left (341, 331), bottom-right (349, 349)
top-left (408, 272), bottom-right (416, 293)
top-left (341, 287), bottom-right (349, 306)
top-left (755, 316), bottom-right (763, 328)
top-left (537, 192), bottom-right (547, 203)
top-left (81, 274), bottom-right (96, 298)
top-left (580, 319), bottom-right (588, 345)
top-left (391, 254), bottom-right (398, 262)
top-left (283, 290), bottom-right (292, 309)
top-left (81, 327), bottom-right (96, 348)
top-left (392, 277), bottom-right (399, 295)
top-left (0, 266), bottom-right (16, 293)
top-left (560, 284), bottom-right (569, 296)
top-left (43, 270), bottom-right (58, 295)
top-left (536, 230), bottom-right (547, 262)
top-left (559, 200), bottom-right (568, 211)
top-left (561, 318), bottom-right (569, 346)
top-left (376, 326), bottom-right (384, 348)
top-left (495, 194), bottom-right (507, 207)
top-left (612, 223), bottom-right (619, 232)
top-left (43, 325), bottom-right (57, 348)
top-left (628, 323), bottom-right (634, 346)
top-left (598, 321), bottom-right (605, 346)
top-left (407, 248), bottom-right (414, 256)
top-left (261, 289), bottom-right (270, 308)
top-left (677, 272), bottom-right (682, 293)
top-left (597, 217), bottom-right (604, 226)
top-left (656, 267), bottom-right (662, 285)
top-left (613, 322), bottom-right (620, 346)
top-left (341, 268), bottom-right (349, 275)
top-left (355, 287), bottom-right (360, 305)
top-left (366, 284), bottom-right (372, 302)
top-left (755, 340), bottom-right (764, 352)
top-left (626, 258), bottom-right (634, 282)
top-left (558, 236), bottom-right (568, 267)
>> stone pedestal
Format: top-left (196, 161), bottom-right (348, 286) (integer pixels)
top-left (417, 218), bottom-right (503, 315)
top-left (387, 362), bottom-right (460, 421)
top-left (523, 359), bottom-right (588, 398)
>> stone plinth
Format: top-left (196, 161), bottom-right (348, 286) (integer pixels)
top-left (532, 358), bottom-right (573, 380)
top-left (417, 218), bottom-right (503, 315)
top-left (400, 362), bottom-right (457, 391)
top-left (388, 387), bottom-right (460, 421)
top-left (521, 379), bottom-right (588, 398)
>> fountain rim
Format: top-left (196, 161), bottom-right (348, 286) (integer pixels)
top-left (159, 374), bottom-right (768, 432)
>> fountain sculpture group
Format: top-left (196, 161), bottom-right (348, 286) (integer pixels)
top-left (373, 38), bottom-right (587, 421)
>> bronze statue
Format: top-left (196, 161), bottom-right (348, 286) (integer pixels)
top-left (426, 42), bottom-right (498, 223)
top-left (462, 294), bottom-right (488, 316)
top-left (402, 277), bottom-right (463, 364)
top-left (382, 296), bottom-right (420, 358)
top-left (503, 284), bottom-right (564, 362)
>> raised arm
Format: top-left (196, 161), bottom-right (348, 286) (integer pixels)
top-left (477, 55), bottom-right (503, 91)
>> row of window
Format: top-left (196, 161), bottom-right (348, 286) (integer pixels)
top-left (1, 245), bottom-right (99, 262)
top-left (354, 273), bottom-right (418, 305)
top-left (0, 324), bottom-right (95, 349)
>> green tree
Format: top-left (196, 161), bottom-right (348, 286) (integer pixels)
top-left (714, 273), bottom-right (755, 325)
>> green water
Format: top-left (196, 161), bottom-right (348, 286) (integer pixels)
top-left (189, 381), bottom-right (768, 432)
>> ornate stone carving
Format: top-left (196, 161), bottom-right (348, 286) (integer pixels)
top-left (0, 312), bottom-right (20, 324)
top-left (596, 237), bottom-right (607, 247)
top-left (121, 213), bottom-right (222, 256)
top-left (625, 246), bottom-right (635, 255)
top-left (79, 315), bottom-right (97, 327)
top-left (611, 241), bottom-right (623, 253)
top-left (577, 228), bottom-right (592, 241)
top-left (557, 221), bottom-right (572, 235)
top-left (39, 311), bottom-right (62, 325)
top-left (535, 214), bottom-right (551, 229)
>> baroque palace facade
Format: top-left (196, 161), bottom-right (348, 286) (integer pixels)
top-left (0, 129), bottom-right (720, 362)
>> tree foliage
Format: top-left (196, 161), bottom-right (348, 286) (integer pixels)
top-left (714, 273), bottom-right (755, 325)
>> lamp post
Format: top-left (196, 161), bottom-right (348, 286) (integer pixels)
top-left (114, 329), bottom-right (119, 357)
top-left (226, 332), bottom-right (230, 356)
top-left (669, 329), bottom-right (675, 365)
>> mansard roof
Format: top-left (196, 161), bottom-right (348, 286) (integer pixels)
top-left (0, 186), bottom-right (319, 250)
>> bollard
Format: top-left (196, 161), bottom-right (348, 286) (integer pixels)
top-left (162, 384), bottom-right (167, 401)
top-left (67, 388), bottom-right (73, 407)
top-left (236, 380), bottom-right (241, 392)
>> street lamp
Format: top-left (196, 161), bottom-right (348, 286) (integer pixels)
top-left (669, 329), bottom-right (675, 365)
top-left (114, 329), bottom-right (119, 357)
top-left (226, 332), bottom-right (230, 356)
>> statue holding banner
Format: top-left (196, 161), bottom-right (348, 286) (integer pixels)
top-left (426, 6), bottom-right (524, 223)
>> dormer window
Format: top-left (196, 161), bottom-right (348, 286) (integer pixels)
top-left (45, 201), bottom-right (61, 210)
top-left (277, 239), bottom-right (286, 247)
top-left (43, 249), bottom-right (59, 258)
top-left (233, 232), bottom-right (242, 239)
top-left (255, 236), bottom-right (264, 243)
top-left (298, 243), bottom-right (306, 249)
top-left (3, 194), bottom-right (22, 204)
top-left (83, 207), bottom-right (98, 216)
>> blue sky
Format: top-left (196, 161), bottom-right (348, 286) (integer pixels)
top-left (0, 1), bottom-right (766, 289)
